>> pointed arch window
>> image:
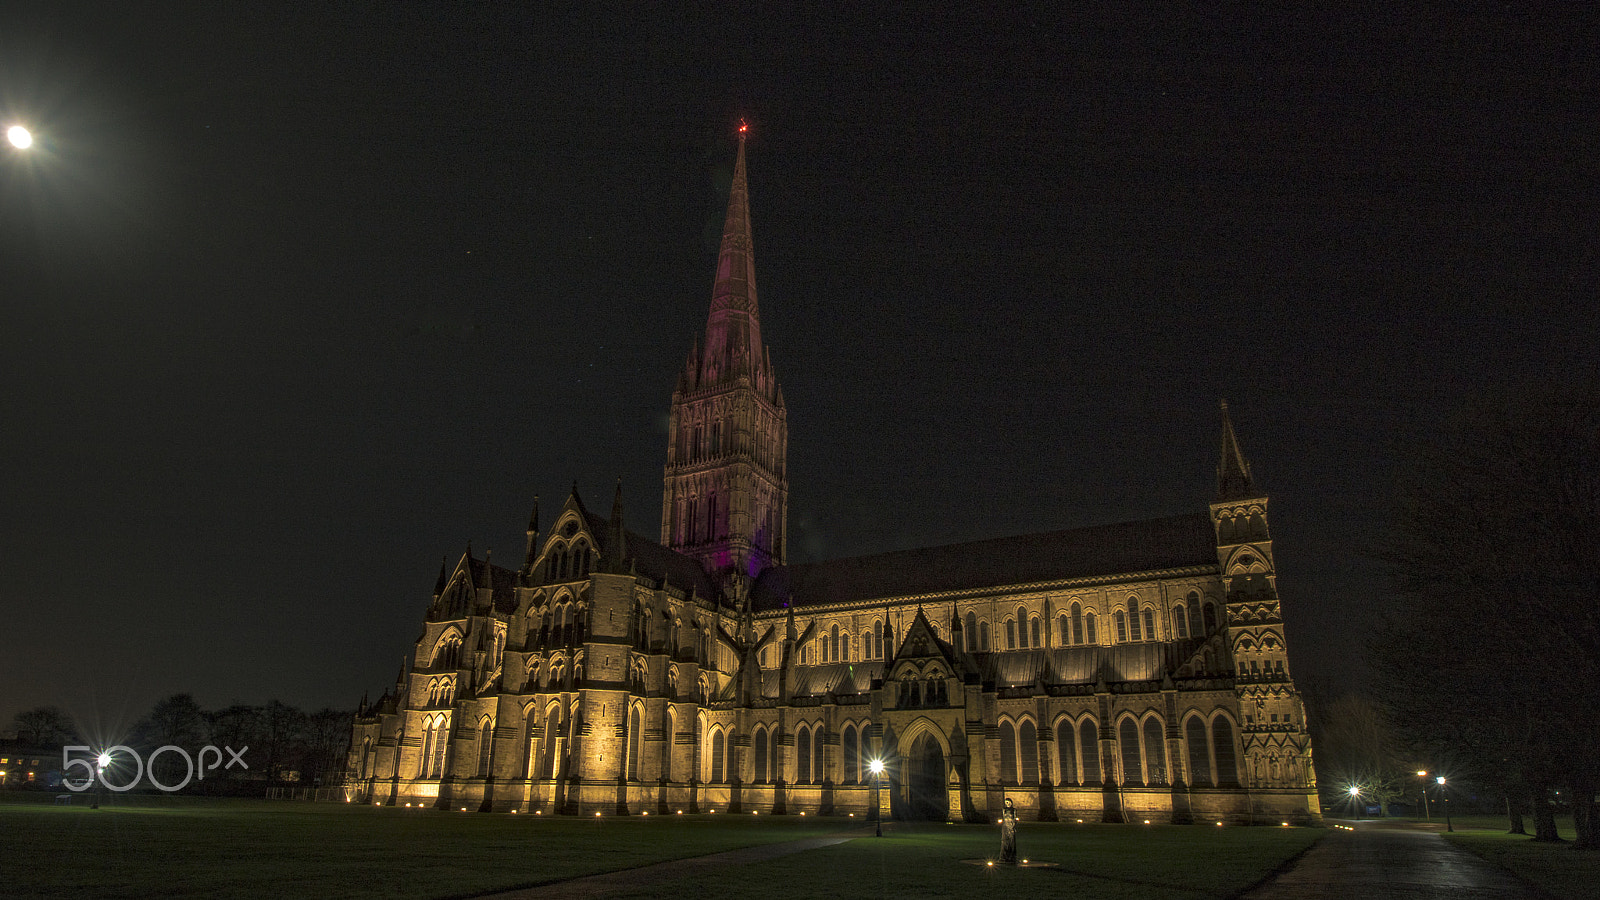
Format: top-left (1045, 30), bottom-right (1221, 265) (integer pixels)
top-left (1071, 603), bottom-right (1084, 644)
top-left (541, 705), bottom-right (562, 779)
top-left (965, 612), bottom-right (978, 652)
top-left (477, 716), bottom-right (494, 776)
top-left (664, 707), bottom-right (676, 782)
top-left (1185, 715), bottom-right (1210, 786)
top-left (709, 728), bottom-right (726, 783)
top-left (1143, 717), bottom-right (1167, 785)
top-left (830, 624), bottom-right (840, 662)
top-left (1030, 616), bottom-right (1042, 648)
top-left (1173, 604), bottom-right (1189, 639)
top-left (754, 726), bottom-right (769, 783)
top-left (1187, 592), bottom-right (1204, 639)
top-left (1079, 720), bottom-right (1101, 784)
top-left (1212, 718), bottom-right (1239, 785)
top-left (1005, 619), bottom-right (1017, 650)
top-left (1015, 606), bottom-right (1029, 648)
top-left (627, 706), bottom-right (643, 780)
top-left (842, 724), bottom-right (859, 784)
top-left (979, 621), bottom-right (990, 651)
top-left (1057, 613), bottom-right (1069, 646)
top-left (1128, 599), bottom-right (1142, 641)
top-left (797, 726), bottom-right (812, 784)
top-left (1019, 720), bottom-right (1039, 785)
top-left (999, 721), bottom-right (1018, 784)
top-left (1056, 719), bottom-right (1077, 784)
top-left (1118, 719), bottom-right (1142, 785)
top-left (1114, 610), bottom-right (1128, 643)
top-left (1085, 612), bottom-right (1097, 644)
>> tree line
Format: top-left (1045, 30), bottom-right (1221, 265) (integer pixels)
top-left (7, 696), bottom-right (351, 794)
top-left (1365, 377), bottom-right (1598, 849)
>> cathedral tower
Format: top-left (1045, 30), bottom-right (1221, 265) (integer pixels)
top-left (661, 124), bottom-right (788, 589)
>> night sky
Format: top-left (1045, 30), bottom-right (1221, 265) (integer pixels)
top-left (2, 5), bottom-right (1594, 735)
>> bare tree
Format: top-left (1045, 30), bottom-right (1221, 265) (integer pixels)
top-left (11, 706), bottom-right (77, 745)
top-left (1374, 378), bottom-right (1600, 848)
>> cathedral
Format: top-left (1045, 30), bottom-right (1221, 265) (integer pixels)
top-left (347, 129), bottom-right (1320, 824)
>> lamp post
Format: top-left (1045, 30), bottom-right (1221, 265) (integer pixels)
top-left (1417, 771), bottom-right (1431, 819)
top-left (869, 759), bottom-right (884, 837)
top-left (91, 751), bottom-right (111, 810)
top-left (1437, 776), bottom-right (1452, 832)
top-left (1348, 785), bottom-right (1361, 821)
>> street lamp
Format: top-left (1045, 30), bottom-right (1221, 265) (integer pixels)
top-left (91, 751), bottom-right (112, 809)
top-left (1348, 785), bottom-right (1361, 821)
top-left (6, 125), bottom-right (31, 150)
top-left (1416, 771), bottom-right (1431, 819)
top-left (869, 759), bottom-right (885, 837)
top-left (1437, 776), bottom-right (1452, 832)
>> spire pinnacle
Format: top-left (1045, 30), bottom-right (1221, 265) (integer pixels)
top-left (703, 121), bottom-right (762, 377)
top-left (1217, 399), bottom-right (1258, 500)
top-left (605, 477), bottom-right (628, 573)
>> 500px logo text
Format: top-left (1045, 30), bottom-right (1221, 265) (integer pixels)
top-left (63, 745), bottom-right (249, 793)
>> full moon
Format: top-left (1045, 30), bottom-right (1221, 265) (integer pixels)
top-left (7, 125), bottom-right (32, 149)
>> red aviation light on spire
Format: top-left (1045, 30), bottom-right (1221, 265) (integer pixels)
top-left (738, 119), bottom-right (749, 135)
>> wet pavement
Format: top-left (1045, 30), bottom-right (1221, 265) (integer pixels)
top-left (1242, 820), bottom-right (1543, 899)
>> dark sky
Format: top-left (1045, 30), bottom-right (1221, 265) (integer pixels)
top-left (2, 4), bottom-right (1594, 736)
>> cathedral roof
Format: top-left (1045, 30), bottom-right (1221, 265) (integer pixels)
top-left (983, 641), bottom-right (1205, 687)
top-left (579, 511), bottom-right (718, 600)
top-left (759, 662), bottom-right (879, 699)
top-left (750, 513), bottom-right (1217, 610)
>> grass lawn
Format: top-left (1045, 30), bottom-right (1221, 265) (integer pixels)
top-left (602, 821), bottom-right (1324, 900)
top-left (0, 796), bottom-right (842, 899)
top-left (1440, 815), bottom-right (1599, 900)
top-left (0, 795), bottom-right (1323, 899)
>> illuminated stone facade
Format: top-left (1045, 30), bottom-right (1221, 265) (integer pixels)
top-left (347, 134), bottom-right (1319, 824)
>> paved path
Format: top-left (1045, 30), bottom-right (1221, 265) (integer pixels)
top-left (473, 827), bottom-right (874, 899)
top-left (1243, 820), bottom-right (1543, 900)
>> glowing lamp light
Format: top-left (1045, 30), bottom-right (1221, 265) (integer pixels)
top-left (869, 759), bottom-right (885, 775)
top-left (676, 810), bottom-right (683, 815)
top-left (536, 810), bottom-right (542, 815)
top-left (1282, 821), bottom-right (1290, 826)
top-left (1077, 818), bottom-right (1084, 823)
top-left (7, 125), bottom-right (31, 149)
top-left (1436, 776), bottom-right (1446, 785)
top-left (511, 810), bottom-right (518, 814)
top-left (460, 807), bottom-right (468, 812)
top-left (1348, 786), bottom-right (1360, 797)
top-left (595, 812), bottom-right (602, 817)
top-left (405, 803), bottom-right (412, 807)
top-left (1216, 821), bottom-right (1223, 826)
top-left (1143, 819), bottom-right (1151, 825)
top-left (987, 861), bottom-right (994, 867)
top-left (641, 811), bottom-right (647, 816)
top-left (96, 752), bottom-right (112, 768)
top-left (1417, 770), bottom-right (1428, 777)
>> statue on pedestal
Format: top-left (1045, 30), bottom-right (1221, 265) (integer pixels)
top-left (999, 797), bottom-right (1018, 864)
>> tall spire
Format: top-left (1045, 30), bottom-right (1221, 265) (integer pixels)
top-left (702, 119), bottom-right (763, 380)
top-left (1217, 400), bottom-right (1258, 500)
top-left (662, 121), bottom-right (789, 589)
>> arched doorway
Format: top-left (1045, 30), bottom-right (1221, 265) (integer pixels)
top-left (905, 733), bottom-right (948, 821)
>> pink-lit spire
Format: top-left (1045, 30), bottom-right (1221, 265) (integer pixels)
top-left (702, 120), bottom-right (763, 381)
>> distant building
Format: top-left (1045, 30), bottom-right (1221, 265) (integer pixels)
top-left (348, 131), bottom-right (1318, 824)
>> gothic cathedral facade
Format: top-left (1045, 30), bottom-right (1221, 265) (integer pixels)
top-left (347, 132), bottom-right (1320, 824)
